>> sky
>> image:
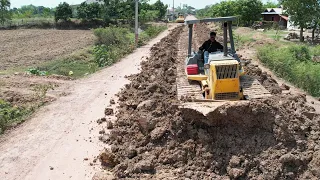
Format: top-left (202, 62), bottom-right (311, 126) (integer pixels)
top-left (10, 0), bottom-right (277, 9)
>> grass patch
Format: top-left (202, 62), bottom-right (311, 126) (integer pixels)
top-left (257, 44), bottom-right (320, 96)
top-left (234, 33), bottom-right (255, 48)
top-left (263, 30), bottom-right (287, 41)
top-left (0, 99), bottom-right (35, 134)
top-left (25, 48), bottom-right (98, 79)
top-left (0, 83), bottom-right (55, 134)
top-left (93, 25), bottom-right (167, 67)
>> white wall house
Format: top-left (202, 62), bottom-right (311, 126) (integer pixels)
top-left (86, 0), bottom-right (103, 4)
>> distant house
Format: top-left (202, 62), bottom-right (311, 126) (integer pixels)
top-left (261, 6), bottom-right (289, 29)
top-left (86, 0), bottom-right (103, 4)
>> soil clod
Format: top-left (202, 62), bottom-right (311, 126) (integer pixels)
top-left (104, 108), bottom-right (114, 116)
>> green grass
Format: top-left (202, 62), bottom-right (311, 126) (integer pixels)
top-left (40, 48), bottom-right (97, 78)
top-left (92, 25), bottom-right (167, 67)
top-left (0, 99), bottom-right (35, 134)
top-left (0, 83), bottom-right (55, 134)
top-left (257, 44), bottom-right (320, 97)
top-left (23, 48), bottom-right (97, 79)
top-left (262, 30), bottom-right (288, 41)
top-left (234, 33), bottom-right (255, 48)
top-left (1, 17), bottom-right (55, 28)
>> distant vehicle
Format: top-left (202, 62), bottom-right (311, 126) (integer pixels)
top-left (175, 13), bottom-right (185, 23)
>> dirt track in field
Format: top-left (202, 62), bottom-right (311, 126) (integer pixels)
top-left (0, 29), bottom-right (94, 70)
top-left (95, 19), bottom-right (320, 179)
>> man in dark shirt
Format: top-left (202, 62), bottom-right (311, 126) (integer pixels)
top-left (198, 32), bottom-right (224, 59)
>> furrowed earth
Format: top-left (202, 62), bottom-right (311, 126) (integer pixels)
top-left (95, 24), bottom-right (320, 180)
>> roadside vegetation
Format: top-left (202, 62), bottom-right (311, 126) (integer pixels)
top-left (24, 25), bottom-right (167, 79)
top-left (0, 83), bottom-right (55, 134)
top-left (233, 26), bottom-right (320, 97)
top-left (0, 0), bottom-right (168, 29)
top-left (258, 44), bottom-right (320, 97)
top-left (0, 99), bottom-right (30, 134)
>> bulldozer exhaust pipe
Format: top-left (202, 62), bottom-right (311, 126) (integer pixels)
top-left (188, 24), bottom-right (193, 57)
top-left (223, 22), bottom-right (228, 57)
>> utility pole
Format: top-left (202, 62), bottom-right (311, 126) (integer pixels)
top-left (135, 0), bottom-right (139, 48)
top-left (173, 0), bottom-right (174, 19)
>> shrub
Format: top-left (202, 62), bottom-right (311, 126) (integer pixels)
top-left (144, 25), bottom-right (166, 37)
top-left (288, 45), bottom-right (312, 62)
top-left (92, 25), bottom-right (166, 68)
top-left (93, 27), bottom-right (131, 46)
top-left (311, 45), bottom-right (320, 56)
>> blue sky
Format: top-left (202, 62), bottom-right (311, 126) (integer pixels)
top-left (10, 0), bottom-right (277, 9)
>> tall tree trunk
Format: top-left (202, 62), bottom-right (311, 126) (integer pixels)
top-left (300, 27), bottom-right (304, 42)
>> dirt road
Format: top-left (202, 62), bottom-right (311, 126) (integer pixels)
top-left (0, 25), bottom-right (178, 180)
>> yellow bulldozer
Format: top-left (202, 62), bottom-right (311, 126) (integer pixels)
top-left (175, 13), bottom-right (185, 23)
top-left (177, 17), bottom-right (271, 120)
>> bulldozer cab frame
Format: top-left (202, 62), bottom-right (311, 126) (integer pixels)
top-left (184, 17), bottom-right (237, 61)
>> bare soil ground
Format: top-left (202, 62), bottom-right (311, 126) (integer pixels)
top-left (0, 29), bottom-right (94, 132)
top-left (95, 22), bottom-right (320, 179)
top-left (0, 29), bottom-right (94, 70)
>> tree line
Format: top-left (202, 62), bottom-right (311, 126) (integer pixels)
top-left (196, 0), bottom-right (279, 26)
top-left (0, 0), bottom-right (168, 25)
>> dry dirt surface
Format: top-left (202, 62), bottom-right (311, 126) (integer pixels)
top-left (96, 22), bottom-right (320, 179)
top-left (0, 29), bottom-right (94, 70)
top-left (0, 26), bottom-right (178, 180)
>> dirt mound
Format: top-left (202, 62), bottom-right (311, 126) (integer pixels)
top-left (243, 60), bottom-right (282, 94)
top-left (96, 25), bottom-right (320, 179)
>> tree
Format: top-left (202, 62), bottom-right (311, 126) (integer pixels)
top-left (282, 0), bottom-right (318, 42)
top-left (310, 1), bottom-right (320, 42)
top-left (263, 1), bottom-right (279, 9)
top-left (54, 2), bottom-right (73, 22)
top-left (77, 2), bottom-right (101, 21)
top-left (152, 0), bottom-right (168, 20)
top-left (212, 1), bottom-right (239, 17)
top-left (237, 0), bottom-right (263, 26)
top-left (42, 7), bottom-right (52, 17)
top-left (0, 0), bottom-right (11, 25)
top-left (77, 2), bottom-right (88, 20)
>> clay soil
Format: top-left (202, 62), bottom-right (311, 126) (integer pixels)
top-left (96, 23), bottom-right (320, 180)
top-left (0, 29), bottom-right (94, 70)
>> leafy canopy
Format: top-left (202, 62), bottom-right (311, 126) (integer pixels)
top-left (54, 2), bottom-right (73, 22)
top-left (0, 0), bottom-right (11, 25)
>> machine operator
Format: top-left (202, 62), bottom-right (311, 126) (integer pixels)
top-left (198, 31), bottom-right (224, 60)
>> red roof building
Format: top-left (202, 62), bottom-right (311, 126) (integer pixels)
top-left (261, 6), bottom-right (288, 28)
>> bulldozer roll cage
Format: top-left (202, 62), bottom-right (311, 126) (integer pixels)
top-left (184, 17), bottom-right (237, 59)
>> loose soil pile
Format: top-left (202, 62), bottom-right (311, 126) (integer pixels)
top-left (96, 25), bottom-right (320, 179)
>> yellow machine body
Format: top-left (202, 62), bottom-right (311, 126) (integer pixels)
top-left (187, 60), bottom-right (243, 101)
top-left (176, 15), bottom-right (185, 23)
